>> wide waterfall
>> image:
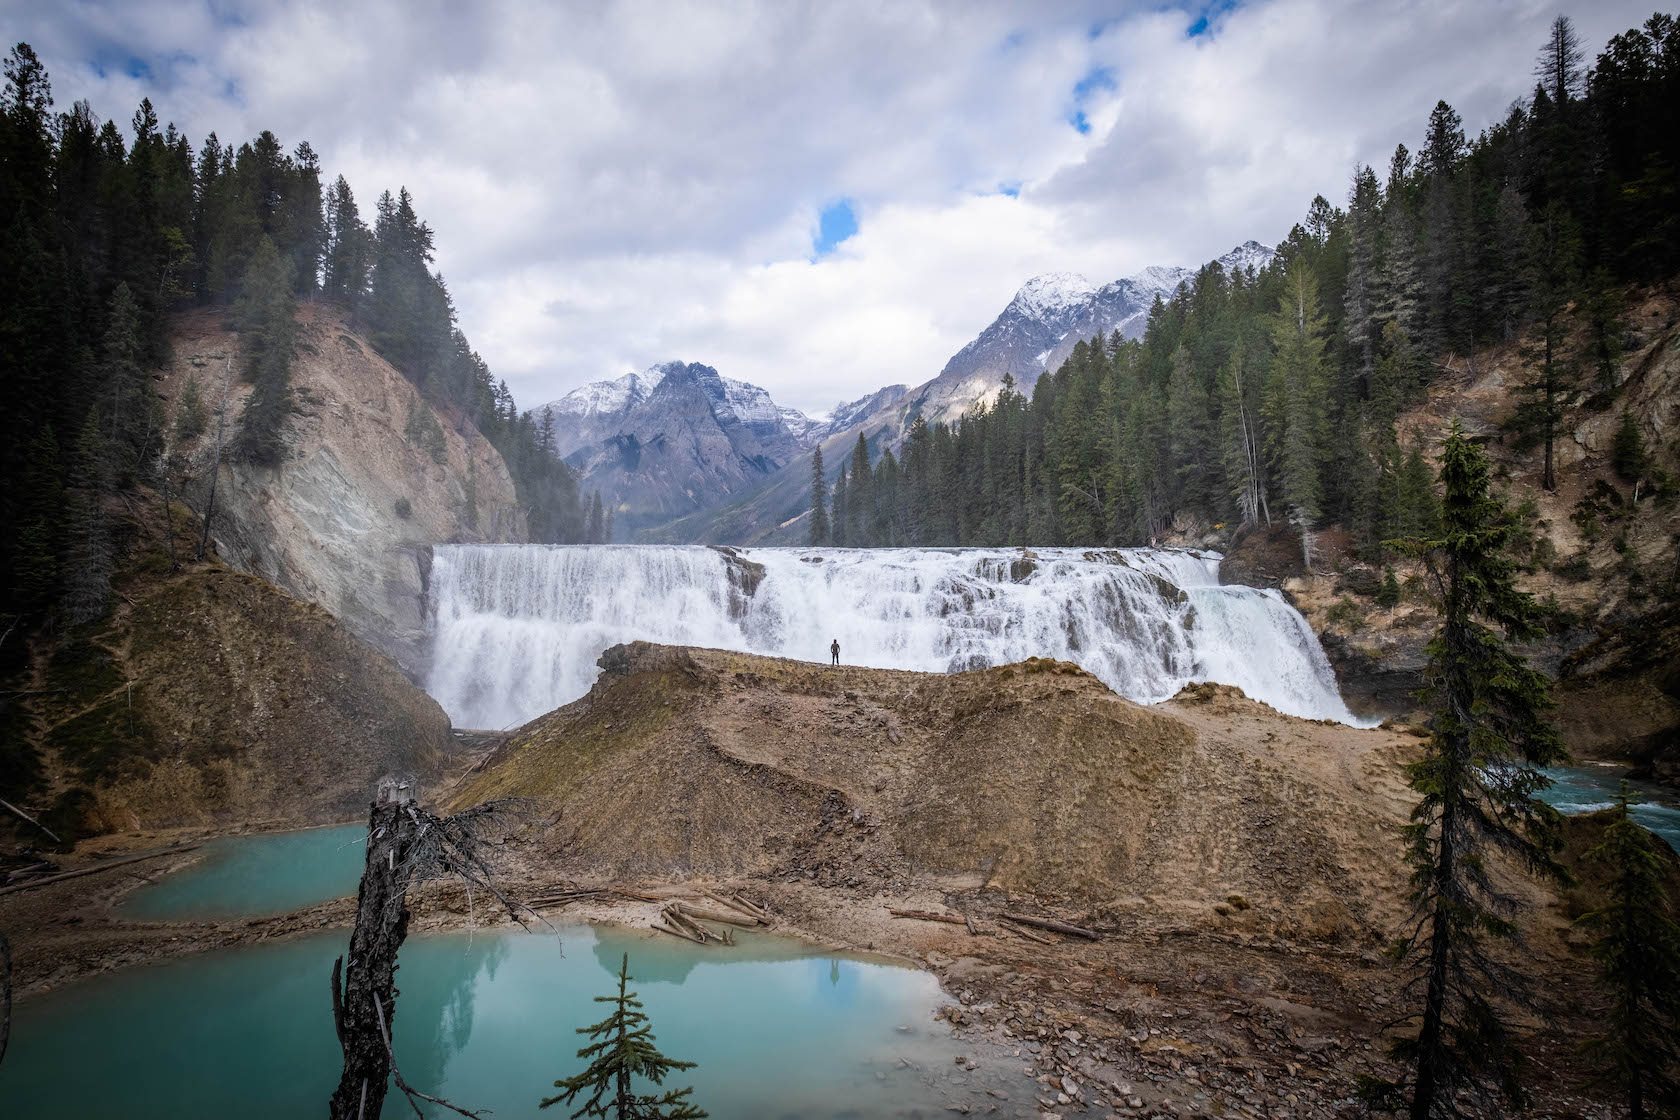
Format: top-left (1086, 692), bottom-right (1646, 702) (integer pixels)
top-left (425, 544), bottom-right (1371, 730)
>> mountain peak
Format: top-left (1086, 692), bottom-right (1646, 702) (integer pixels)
top-left (1007, 272), bottom-right (1098, 319)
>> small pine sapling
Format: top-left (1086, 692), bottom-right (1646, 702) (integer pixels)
top-left (542, 953), bottom-right (706, 1119)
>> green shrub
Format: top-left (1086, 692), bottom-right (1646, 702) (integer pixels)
top-left (394, 497), bottom-right (412, 520)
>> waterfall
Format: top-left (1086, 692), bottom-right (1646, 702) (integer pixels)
top-left (425, 544), bottom-right (1373, 730)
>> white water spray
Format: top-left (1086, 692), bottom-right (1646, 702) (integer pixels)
top-left (425, 545), bottom-right (1372, 730)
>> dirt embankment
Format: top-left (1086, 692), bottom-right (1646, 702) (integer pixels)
top-left (460, 643), bottom-right (1418, 934)
top-left (7, 558), bottom-right (454, 843)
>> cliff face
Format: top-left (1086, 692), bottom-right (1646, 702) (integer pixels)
top-left (159, 305), bottom-right (525, 675)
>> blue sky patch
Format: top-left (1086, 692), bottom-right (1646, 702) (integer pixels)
top-left (1067, 65), bottom-right (1116, 134)
top-left (812, 199), bottom-right (858, 259)
top-left (1186, 0), bottom-right (1242, 38)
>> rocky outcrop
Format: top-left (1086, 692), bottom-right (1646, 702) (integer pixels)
top-left (159, 305), bottom-right (525, 677)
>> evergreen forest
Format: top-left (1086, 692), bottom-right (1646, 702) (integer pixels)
top-left (811, 14), bottom-right (1680, 561)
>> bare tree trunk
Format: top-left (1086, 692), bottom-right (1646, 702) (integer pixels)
top-left (328, 792), bottom-right (417, 1120)
top-left (197, 356), bottom-right (233, 562)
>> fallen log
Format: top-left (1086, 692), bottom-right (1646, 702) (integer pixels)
top-left (699, 889), bottom-right (766, 921)
top-left (0, 845), bottom-right (201, 897)
top-left (662, 905), bottom-right (723, 944)
top-left (674, 901), bottom-right (761, 928)
top-left (999, 912), bottom-right (1099, 940)
top-left (888, 907), bottom-right (966, 925)
top-left (651, 921), bottom-right (704, 944)
top-left (721, 891), bottom-right (771, 921)
top-left (999, 920), bottom-right (1056, 945)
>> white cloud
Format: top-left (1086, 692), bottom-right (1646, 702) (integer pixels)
top-left (10, 0), bottom-right (1656, 415)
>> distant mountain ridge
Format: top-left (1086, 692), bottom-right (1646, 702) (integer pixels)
top-left (635, 239), bottom-right (1277, 545)
top-left (918, 240), bottom-right (1275, 427)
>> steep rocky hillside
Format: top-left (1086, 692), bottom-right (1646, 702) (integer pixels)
top-left (6, 517), bottom-right (455, 844)
top-left (455, 642), bottom-right (1415, 933)
top-left (158, 304), bottom-right (525, 675)
top-left (1230, 287), bottom-right (1680, 777)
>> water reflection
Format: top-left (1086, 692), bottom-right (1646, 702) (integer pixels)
top-left (1, 924), bottom-right (1026, 1118)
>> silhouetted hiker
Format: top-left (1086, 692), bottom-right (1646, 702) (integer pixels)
top-left (830, 638), bottom-right (840, 666)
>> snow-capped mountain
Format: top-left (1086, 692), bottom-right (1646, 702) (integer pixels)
top-left (536, 361), bottom-right (823, 534)
top-left (537, 362), bottom-right (824, 458)
top-left (919, 241), bottom-right (1276, 426)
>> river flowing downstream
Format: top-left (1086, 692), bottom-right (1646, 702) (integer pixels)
top-left (425, 544), bottom-right (1368, 729)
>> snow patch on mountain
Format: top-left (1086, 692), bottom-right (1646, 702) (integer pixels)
top-left (1006, 272), bottom-right (1098, 320)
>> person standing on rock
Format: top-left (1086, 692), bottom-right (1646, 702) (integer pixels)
top-left (830, 638), bottom-right (840, 666)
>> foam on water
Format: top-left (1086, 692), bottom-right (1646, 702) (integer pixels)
top-left (425, 545), bottom-right (1373, 729)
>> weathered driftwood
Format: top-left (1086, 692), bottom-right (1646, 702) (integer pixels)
top-left (999, 920), bottom-right (1056, 945)
top-left (889, 907), bottom-right (966, 925)
top-left (674, 901), bottom-right (761, 928)
top-left (0, 796), bottom-right (59, 844)
top-left (999, 912), bottom-right (1099, 940)
top-left (664, 905), bottom-right (726, 944)
top-left (700, 888), bottom-right (768, 922)
top-left (0, 845), bottom-right (200, 897)
top-left (652, 921), bottom-right (704, 944)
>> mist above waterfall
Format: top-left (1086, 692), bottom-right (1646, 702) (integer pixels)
top-left (425, 545), bottom-right (1371, 730)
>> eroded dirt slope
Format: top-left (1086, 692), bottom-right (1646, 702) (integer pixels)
top-left (455, 642), bottom-right (1417, 936)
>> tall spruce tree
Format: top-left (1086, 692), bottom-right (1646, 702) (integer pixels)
top-left (831, 464), bottom-right (849, 548)
top-left (1575, 784), bottom-right (1680, 1120)
top-left (847, 433), bottom-right (871, 547)
top-left (1385, 420), bottom-right (1567, 1119)
top-left (808, 446), bottom-right (829, 545)
top-left (1509, 203), bottom-right (1583, 491)
top-left (230, 236), bottom-right (297, 465)
top-left (1266, 261), bottom-right (1331, 563)
top-left (541, 953), bottom-right (706, 1119)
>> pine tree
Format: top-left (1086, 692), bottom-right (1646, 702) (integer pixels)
top-left (1575, 784), bottom-right (1680, 1120)
top-left (808, 446), bottom-right (829, 545)
top-left (541, 953), bottom-right (706, 1119)
top-left (1384, 420), bottom-right (1567, 1119)
top-left (1266, 261), bottom-right (1331, 563)
top-left (1218, 343), bottom-right (1269, 529)
top-left (1536, 15), bottom-right (1585, 106)
top-left (847, 433), bottom-right (871, 547)
top-left (1509, 203), bottom-right (1583, 491)
top-left (174, 371), bottom-right (206, 441)
top-left (1612, 410), bottom-right (1649, 486)
top-left (831, 464), bottom-right (849, 548)
top-left (230, 236), bottom-right (297, 465)
top-left (587, 491), bottom-right (604, 544)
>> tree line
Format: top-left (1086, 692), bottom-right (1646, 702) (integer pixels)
top-left (810, 14), bottom-right (1677, 563)
top-left (0, 43), bottom-right (591, 662)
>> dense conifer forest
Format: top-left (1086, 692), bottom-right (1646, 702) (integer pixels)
top-left (0, 44), bottom-right (594, 657)
top-left (811, 14), bottom-right (1680, 564)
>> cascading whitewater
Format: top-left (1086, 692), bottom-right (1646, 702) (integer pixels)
top-left (425, 545), bottom-right (1372, 730)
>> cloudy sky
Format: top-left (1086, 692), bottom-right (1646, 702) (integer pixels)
top-left (11, 0), bottom-right (1655, 415)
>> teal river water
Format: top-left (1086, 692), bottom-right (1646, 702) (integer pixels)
top-left (1538, 765), bottom-right (1680, 852)
top-left (119, 823), bottom-right (367, 920)
top-left (1, 924), bottom-right (1027, 1119)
